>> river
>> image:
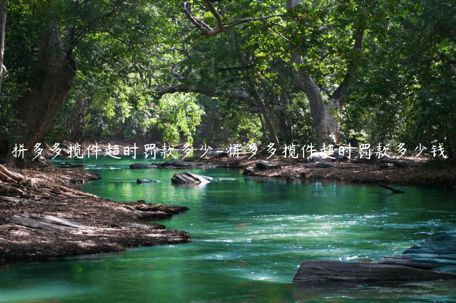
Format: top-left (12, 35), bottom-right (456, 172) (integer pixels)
top-left (0, 158), bottom-right (455, 302)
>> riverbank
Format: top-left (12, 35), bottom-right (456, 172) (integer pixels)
top-left (44, 142), bottom-right (456, 189)
top-left (0, 164), bottom-right (190, 263)
top-left (199, 157), bottom-right (456, 189)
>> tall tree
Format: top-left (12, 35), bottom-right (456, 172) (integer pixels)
top-left (286, 0), bottom-right (364, 145)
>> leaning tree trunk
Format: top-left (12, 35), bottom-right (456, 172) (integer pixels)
top-left (0, 0), bottom-right (7, 88)
top-left (249, 83), bottom-right (280, 146)
top-left (14, 28), bottom-right (77, 153)
top-left (287, 0), bottom-right (338, 146)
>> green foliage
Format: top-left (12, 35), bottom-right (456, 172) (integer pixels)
top-left (153, 93), bottom-right (205, 145)
top-left (1, 0), bottom-right (454, 158)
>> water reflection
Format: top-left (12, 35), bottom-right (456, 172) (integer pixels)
top-left (0, 158), bottom-right (454, 302)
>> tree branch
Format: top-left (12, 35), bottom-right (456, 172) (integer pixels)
top-left (331, 24), bottom-right (364, 105)
top-left (182, 0), bottom-right (223, 36)
top-left (224, 14), bottom-right (284, 29)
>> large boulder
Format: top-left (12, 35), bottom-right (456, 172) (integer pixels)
top-left (294, 232), bottom-right (456, 283)
top-left (171, 172), bottom-right (212, 185)
top-left (293, 261), bottom-right (454, 283)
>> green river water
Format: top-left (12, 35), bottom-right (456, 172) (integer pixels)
top-left (0, 158), bottom-right (455, 302)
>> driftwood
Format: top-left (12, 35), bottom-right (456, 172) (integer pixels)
top-left (0, 164), bottom-right (25, 182)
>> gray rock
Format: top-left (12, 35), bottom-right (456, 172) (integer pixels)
top-left (308, 152), bottom-right (331, 162)
top-left (243, 167), bottom-right (256, 176)
top-left (171, 172), bottom-right (212, 185)
top-left (381, 158), bottom-right (411, 168)
top-left (294, 232), bottom-right (456, 283)
top-left (255, 161), bottom-right (281, 170)
top-left (293, 261), bottom-right (454, 283)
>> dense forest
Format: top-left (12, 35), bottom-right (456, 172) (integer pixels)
top-left (0, 2), bottom-right (456, 301)
top-left (0, 0), bottom-right (455, 157)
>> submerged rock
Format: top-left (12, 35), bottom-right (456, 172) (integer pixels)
top-left (158, 160), bottom-right (195, 168)
top-left (57, 163), bottom-right (85, 169)
top-left (157, 160), bottom-right (213, 169)
top-left (130, 163), bottom-right (158, 169)
top-left (293, 232), bottom-right (456, 283)
top-left (171, 172), bottom-right (212, 185)
top-left (136, 179), bottom-right (160, 184)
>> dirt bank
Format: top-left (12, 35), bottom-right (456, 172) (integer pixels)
top-left (201, 157), bottom-right (456, 189)
top-left (0, 164), bottom-right (190, 263)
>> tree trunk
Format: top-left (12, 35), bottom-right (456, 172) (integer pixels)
top-left (287, 0), bottom-right (338, 146)
top-left (292, 53), bottom-right (338, 144)
top-left (277, 92), bottom-right (293, 143)
top-left (248, 84), bottom-right (280, 146)
top-left (199, 98), bottom-right (217, 143)
top-left (0, 0), bottom-right (7, 88)
top-left (14, 28), bottom-right (77, 152)
top-left (71, 95), bottom-right (86, 140)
